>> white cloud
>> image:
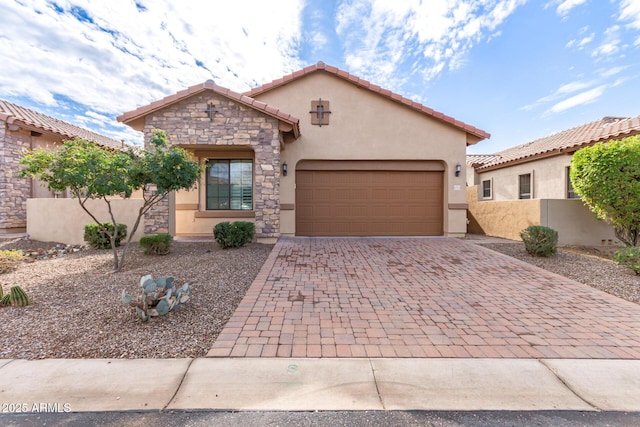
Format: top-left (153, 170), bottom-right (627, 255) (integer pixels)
top-left (619, 0), bottom-right (640, 29)
top-left (599, 65), bottom-right (627, 78)
top-left (335, 0), bottom-right (526, 92)
top-left (524, 65), bottom-right (624, 114)
top-left (0, 0), bottom-right (305, 144)
top-left (549, 85), bottom-right (605, 113)
top-left (579, 33), bottom-right (595, 47)
top-left (556, 0), bottom-right (588, 17)
top-left (591, 25), bottom-right (622, 59)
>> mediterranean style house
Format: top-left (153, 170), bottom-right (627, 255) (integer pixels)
top-left (118, 61), bottom-right (490, 242)
top-left (0, 100), bottom-right (122, 234)
top-left (467, 115), bottom-right (640, 245)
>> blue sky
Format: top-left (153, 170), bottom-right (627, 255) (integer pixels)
top-left (1, 0), bottom-right (639, 153)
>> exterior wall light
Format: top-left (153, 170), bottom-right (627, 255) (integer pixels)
top-left (282, 161), bottom-right (288, 177)
top-left (455, 162), bottom-right (462, 177)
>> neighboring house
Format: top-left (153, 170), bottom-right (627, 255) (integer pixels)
top-left (118, 61), bottom-right (490, 242)
top-left (0, 100), bottom-right (122, 234)
top-left (467, 115), bottom-right (640, 245)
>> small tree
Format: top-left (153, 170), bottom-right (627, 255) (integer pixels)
top-left (20, 129), bottom-right (201, 272)
top-left (570, 135), bottom-right (640, 246)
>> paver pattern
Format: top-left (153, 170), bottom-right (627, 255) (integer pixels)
top-left (209, 237), bottom-right (640, 358)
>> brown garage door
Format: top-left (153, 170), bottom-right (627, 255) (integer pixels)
top-left (296, 165), bottom-right (443, 236)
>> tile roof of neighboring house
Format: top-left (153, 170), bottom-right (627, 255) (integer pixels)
top-left (475, 115), bottom-right (640, 171)
top-left (245, 61), bottom-right (490, 144)
top-left (466, 154), bottom-right (502, 167)
top-left (117, 80), bottom-right (300, 138)
top-left (0, 99), bottom-right (123, 149)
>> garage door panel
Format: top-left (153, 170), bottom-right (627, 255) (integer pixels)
top-left (296, 169), bottom-right (443, 236)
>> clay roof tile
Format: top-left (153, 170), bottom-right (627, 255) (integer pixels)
top-left (476, 115), bottom-right (640, 170)
top-left (0, 99), bottom-right (123, 149)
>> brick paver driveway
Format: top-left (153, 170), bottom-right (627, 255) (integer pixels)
top-left (209, 237), bottom-right (640, 359)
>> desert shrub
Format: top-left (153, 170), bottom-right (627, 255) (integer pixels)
top-left (613, 246), bottom-right (640, 275)
top-left (84, 223), bottom-right (127, 249)
top-left (520, 225), bottom-right (558, 257)
top-left (139, 233), bottom-right (173, 255)
top-left (213, 221), bottom-right (255, 249)
top-left (0, 250), bottom-right (24, 274)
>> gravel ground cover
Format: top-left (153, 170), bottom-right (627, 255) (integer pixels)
top-left (1, 236), bottom-right (638, 359)
top-left (0, 238), bottom-right (272, 359)
top-left (478, 242), bottom-right (640, 305)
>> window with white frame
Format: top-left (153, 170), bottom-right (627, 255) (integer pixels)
top-left (518, 173), bottom-right (531, 199)
top-left (481, 179), bottom-right (492, 199)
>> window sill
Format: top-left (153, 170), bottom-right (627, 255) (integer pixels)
top-left (194, 211), bottom-right (255, 218)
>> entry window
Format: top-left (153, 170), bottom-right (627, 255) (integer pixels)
top-left (206, 160), bottom-right (253, 210)
top-left (518, 173), bottom-right (531, 199)
top-left (566, 167), bottom-right (578, 199)
top-left (481, 179), bottom-right (492, 199)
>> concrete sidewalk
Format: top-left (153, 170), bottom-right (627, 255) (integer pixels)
top-left (1, 358), bottom-right (639, 413)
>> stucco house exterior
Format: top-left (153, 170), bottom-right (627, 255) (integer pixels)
top-left (467, 115), bottom-right (640, 245)
top-left (118, 62), bottom-right (490, 242)
top-left (0, 100), bottom-right (122, 234)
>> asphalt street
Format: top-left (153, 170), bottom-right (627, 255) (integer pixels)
top-left (1, 411), bottom-right (640, 427)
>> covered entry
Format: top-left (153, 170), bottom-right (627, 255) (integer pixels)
top-left (295, 160), bottom-right (444, 236)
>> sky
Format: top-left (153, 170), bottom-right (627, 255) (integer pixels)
top-left (1, 0), bottom-right (639, 154)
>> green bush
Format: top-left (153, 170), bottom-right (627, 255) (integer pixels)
top-left (0, 250), bottom-right (24, 274)
top-left (213, 221), bottom-right (255, 249)
top-left (84, 223), bottom-right (127, 249)
top-left (520, 225), bottom-right (558, 257)
top-left (613, 246), bottom-right (640, 275)
top-left (139, 233), bottom-right (173, 255)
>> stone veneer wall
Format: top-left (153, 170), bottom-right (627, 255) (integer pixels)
top-left (141, 92), bottom-right (281, 238)
top-left (0, 123), bottom-right (32, 232)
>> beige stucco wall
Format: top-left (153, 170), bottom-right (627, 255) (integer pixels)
top-left (253, 72), bottom-right (470, 236)
top-left (467, 186), bottom-right (541, 240)
top-left (477, 155), bottom-right (574, 201)
top-left (467, 186), bottom-right (619, 246)
top-left (27, 198), bottom-right (145, 245)
top-left (542, 199), bottom-right (618, 246)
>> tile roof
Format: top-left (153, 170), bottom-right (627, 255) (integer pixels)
top-left (466, 154), bottom-right (502, 167)
top-left (117, 80), bottom-right (300, 138)
top-left (0, 99), bottom-right (123, 149)
top-left (476, 115), bottom-right (640, 171)
top-left (245, 61), bottom-right (490, 143)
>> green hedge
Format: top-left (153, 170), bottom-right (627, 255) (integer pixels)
top-left (139, 233), bottom-right (173, 255)
top-left (213, 221), bottom-right (255, 249)
top-left (84, 223), bottom-right (127, 249)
